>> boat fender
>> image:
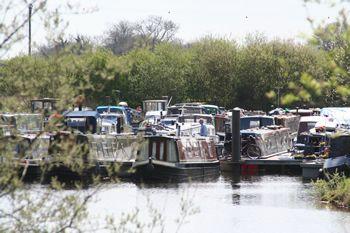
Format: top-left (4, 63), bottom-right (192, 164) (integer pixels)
top-left (147, 157), bottom-right (154, 171)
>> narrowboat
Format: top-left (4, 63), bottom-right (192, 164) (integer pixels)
top-left (323, 133), bottom-right (350, 177)
top-left (143, 99), bottom-right (169, 123)
top-left (0, 113), bottom-right (47, 178)
top-left (133, 135), bottom-right (220, 181)
top-left (292, 116), bottom-right (335, 158)
top-left (46, 110), bottom-right (141, 179)
top-left (223, 115), bottom-right (293, 159)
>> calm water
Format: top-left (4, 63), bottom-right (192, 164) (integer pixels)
top-left (85, 174), bottom-right (350, 233)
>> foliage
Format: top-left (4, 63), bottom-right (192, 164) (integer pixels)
top-left (314, 174), bottom-right (350, 208)
top-left (0, 35), bottom-right (331, 112)
top-left (281, 0), bottom-right (350, 107)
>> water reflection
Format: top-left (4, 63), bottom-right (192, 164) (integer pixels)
top-left (20, 174), bottom-right (350, 233)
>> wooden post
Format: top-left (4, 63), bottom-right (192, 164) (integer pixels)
top-left (231, 109), bottom-right (241, 163)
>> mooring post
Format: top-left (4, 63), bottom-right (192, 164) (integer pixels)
top-left (231, 108), bottom-right (241, 163)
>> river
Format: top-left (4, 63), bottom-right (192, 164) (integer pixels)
top-left (85, 173), bottom-right (350, 233)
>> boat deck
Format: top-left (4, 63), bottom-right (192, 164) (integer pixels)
top-left (220, 153), bottom-right (324, 179)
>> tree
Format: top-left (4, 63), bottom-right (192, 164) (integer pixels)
top-left (104, 21), bottom-right (136, 55)
top-left (282, 0), bottom-right (350, 106)
top-left (37, 35), bottom-right (95, 56)
top-left (0, 1), bottom-right (118, 232)
top-left (103, 16), bottom-right (179, 55)
top-left (134, 16), bottom-right (179, 50)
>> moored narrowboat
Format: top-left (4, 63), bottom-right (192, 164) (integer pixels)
top-left (323, 133), bottom-right (350, 177)
top-left (133, 135), bottom-right (220, 181)
top-left (46, 110), bottom-right (141, 179)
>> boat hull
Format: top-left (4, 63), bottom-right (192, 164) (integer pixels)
top-left (323, 155), bottom-right (350, 177)
top-left (134, 160), bottom-right (220, 181)
top-left (44, 160), bottom-right (134, 180)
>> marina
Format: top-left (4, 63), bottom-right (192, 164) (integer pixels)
top-left (2, 99), bottom-right (349, 181)
top-left (1, 1), bottom-right (350, 231)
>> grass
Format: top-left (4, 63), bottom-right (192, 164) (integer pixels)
top-left (314, 173), bottom-right (350, 209)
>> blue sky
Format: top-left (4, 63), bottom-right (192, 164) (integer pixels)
top-left (11, 0), bottom-right (345, 57)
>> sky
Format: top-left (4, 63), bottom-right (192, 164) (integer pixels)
top-left (8, 0), bottom-right (346, 57)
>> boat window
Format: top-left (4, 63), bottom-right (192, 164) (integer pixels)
top-left (144, 102), bottom-right (164, 112)
top-left (250, 120), bottom-right (260, 128)
top-left (167, 108), bottom-right (181, 115)
top-left (15, 115), bottom-right (42, 133)
top-left (184, 107), bottom-right (202, 114)
top-left (159, 142), bottom-right (164, 160)
top-left (203, 107), bottom-right (218, 115)
top-left (43, 102), bottom-right (53, 110)
top-left (97, 108), bottom-right (124, 115)
top-left (260, 118), bottom-right (274, 127)
top-left (90, 141), bottom-right (98, 158)
top-left (160, 119), bottom-right (176, 125)
top-left (167, 140), bottom-right (178, 162)
top-left (102, 115), bottom-right (118, 121)
top-left (152, 142), bottom-right (157, 159)
top-left (240, 117), bottom-right (274, 130)
top-left (96, 142), bottom-right (104, 158)
top-left (138, 141), bottom-right (149, 160)
top-left (31, 101), bottom-right (43, 111)
top-left (298, 122), bottom-right (316, 134)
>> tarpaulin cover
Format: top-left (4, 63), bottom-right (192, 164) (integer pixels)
top-left (320, 107), bottom-right (350, 126)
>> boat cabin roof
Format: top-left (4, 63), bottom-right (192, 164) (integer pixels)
top-left (65, 111), bottom-right (100, 118)
top-left (167, 105), bottom-right (204, 115)
top-left (143, 99), bottom-right (167, 103)
top-left (321, 107), bottom-right (350, 126)
top-left (240, 115), bottom-right (275, 130)
top-left (300, 116), bottom-right (326, 123)
top-left (178, 114), bottom-right (213, 124)
top-left (96, 106), bottom-right (125, 114)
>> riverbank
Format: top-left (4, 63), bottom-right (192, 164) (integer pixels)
top-left (314, 174), bottom-right (350, 209)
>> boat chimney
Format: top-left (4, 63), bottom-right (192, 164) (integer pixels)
top-left (117, 117), bottom-right (121, 134)
top-left (231, 108), bottom-right (241, 163)
top-left (176, 123), bottom-right (181, 137)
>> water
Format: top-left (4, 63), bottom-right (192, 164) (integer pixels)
top-left (85, 174), bottom-right (350, 233)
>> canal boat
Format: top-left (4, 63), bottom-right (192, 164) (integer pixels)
top-left (323, 132), bottom-right (350, 177)
top-left (133, 135), bottom-right (220, 181)
top-left (143, 99), bottom-right (169, 122)
top-left (292, 116), bottom-right (335, 159)
top-left (223, 115), bottom-right (293, 159)
top-left (0, 113), bottom-right (47, 178)
top-left (46, 110), bottom-right (141, 179)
